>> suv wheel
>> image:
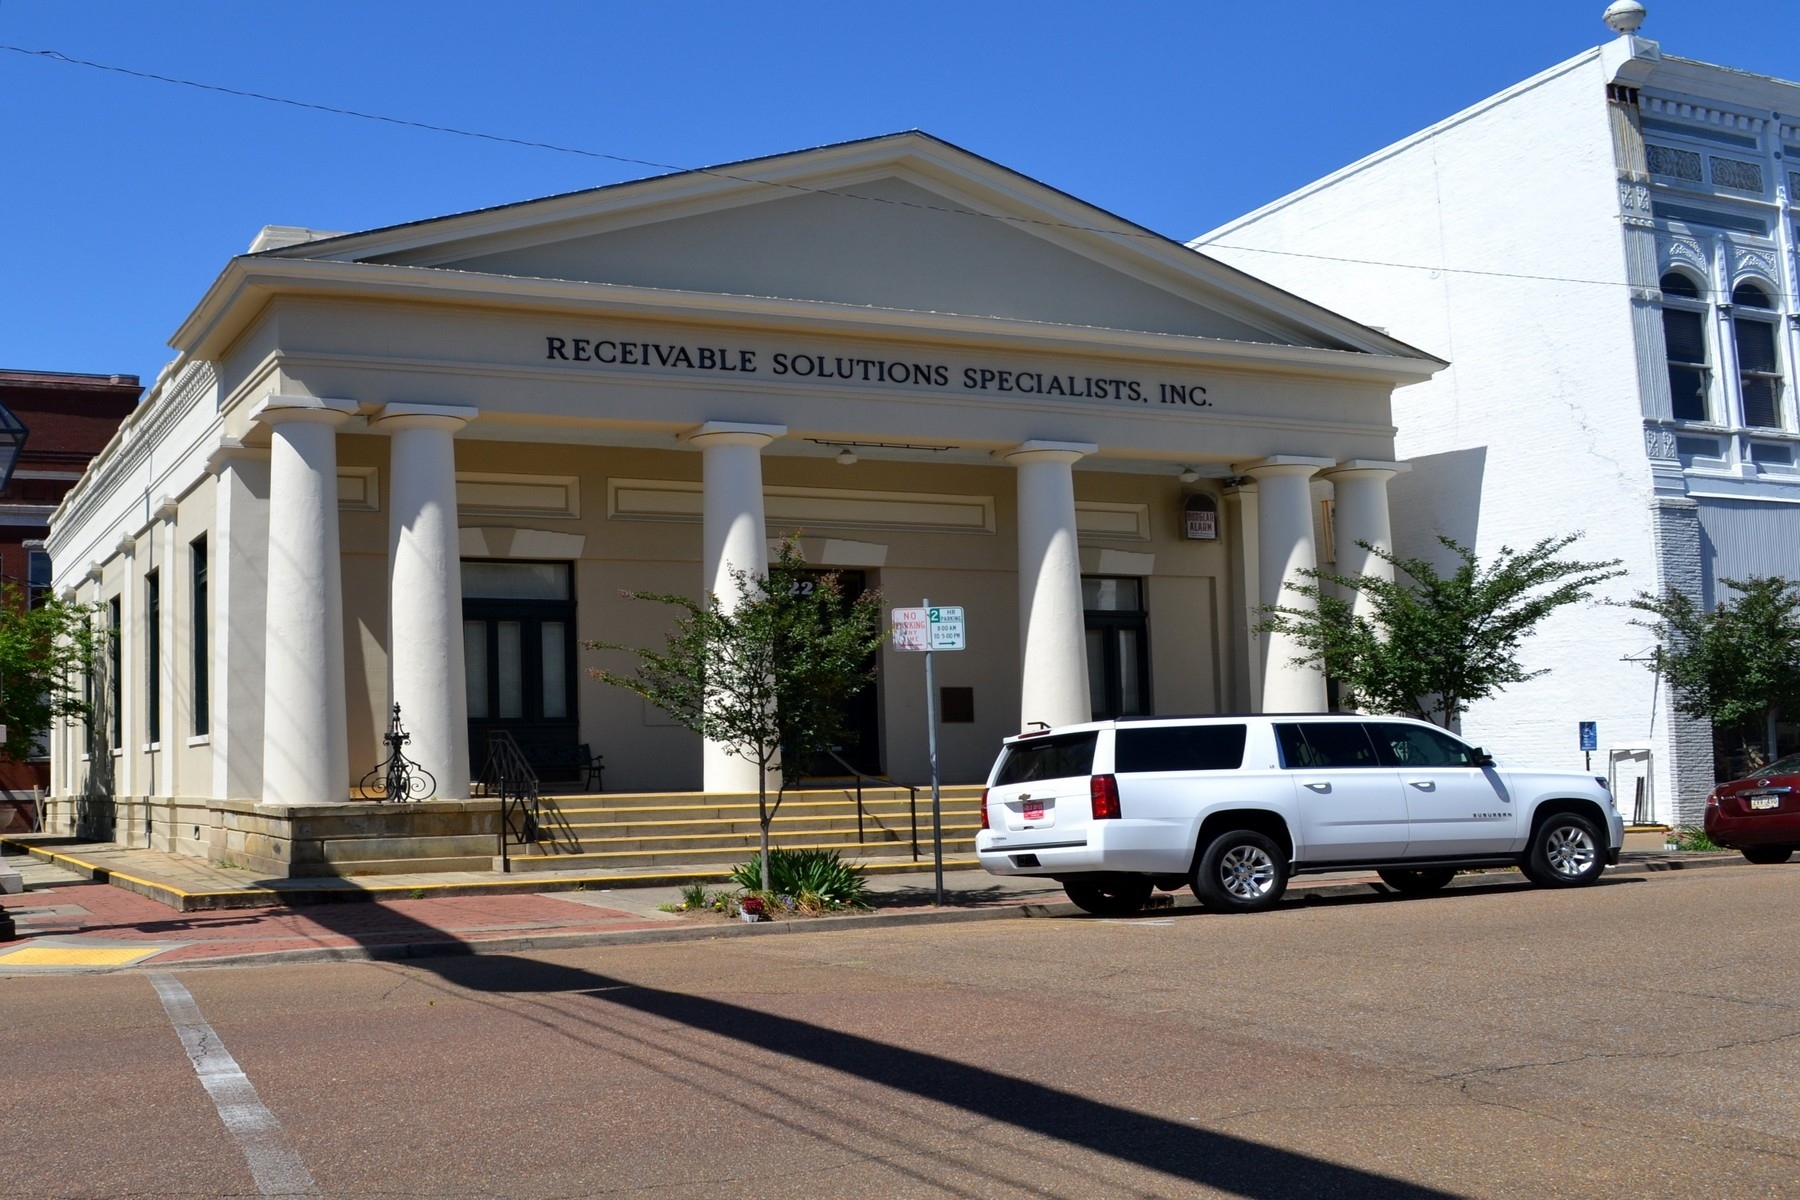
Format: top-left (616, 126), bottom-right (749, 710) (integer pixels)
top-left (1741, 845), bottom-right (1795, 865)
top-left (1063, 877), bottom-right (1154, 916)
top-left (1191, 830), bottom-right (1288, 913)
top-left (1377, 867), bottom-right (1457, 895)
top-left (1523, 813), bottom-right (1605, 887)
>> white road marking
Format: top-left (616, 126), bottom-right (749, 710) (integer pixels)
top-left (147, 971), bottom-right (322, 1198)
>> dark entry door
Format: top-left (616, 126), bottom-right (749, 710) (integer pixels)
top-left (1084, 576), bottom-right (1150, 721)
top-left (463, 560), bottom-right (577, 777)
top-left (791, 569), bottom-right (882, 778)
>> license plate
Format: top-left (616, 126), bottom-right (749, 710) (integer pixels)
top-left (1750, 796), bottom-right (1780, 811)
top-left (1022, 800), bottom-right (1045, 820)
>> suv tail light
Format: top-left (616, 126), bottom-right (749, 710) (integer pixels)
top-left (979, 787), bottom-right (990, 830)
top-left (1090, 774), bottom-right (1121, 820)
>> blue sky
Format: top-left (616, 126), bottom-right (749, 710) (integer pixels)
top-left (3, 0), bottom-right (1795, 389)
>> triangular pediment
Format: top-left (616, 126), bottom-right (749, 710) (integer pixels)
top-left (256, 133), bottom-right (1428, 358)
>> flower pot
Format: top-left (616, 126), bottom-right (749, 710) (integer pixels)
top-left (739, 910), bottom-right (760, 923)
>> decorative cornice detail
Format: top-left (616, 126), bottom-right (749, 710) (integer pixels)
top-left (1642, 94), bottom-right (1767, 134)
top-left (1659, 235), bottom-right (1708, 275)
top-left (1732, 246), bottom-right (1779, 284)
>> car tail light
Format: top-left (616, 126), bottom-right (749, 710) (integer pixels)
top-left (1706, 791), bottom-right (1720, 809)
top-left (1090, 774), bottom-right (1121, 820)
top-left (979, 788), bottom-right (990, 830)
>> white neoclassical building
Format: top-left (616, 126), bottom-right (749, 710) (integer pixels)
top-left (45, 132), bottom-right (1439, 873)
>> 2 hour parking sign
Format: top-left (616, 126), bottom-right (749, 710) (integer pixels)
top-left (891, 606), bottom-right (965, 651)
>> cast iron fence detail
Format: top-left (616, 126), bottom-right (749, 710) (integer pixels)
top-left (481, 729), bottom-right (540, 871)
top-left (359, 704), bottom-right (436, 803)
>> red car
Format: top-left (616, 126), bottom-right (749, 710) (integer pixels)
top-left (1704, 753), bottom-right (1800, 863)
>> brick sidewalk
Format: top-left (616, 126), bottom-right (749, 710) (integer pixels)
top-left (0, 880), bottom-right (674, 965)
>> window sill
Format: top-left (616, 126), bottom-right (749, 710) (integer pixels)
top-left (143, 742), bottom-right (161, 753)
top-left (186, 734), bottom-right (211, 747)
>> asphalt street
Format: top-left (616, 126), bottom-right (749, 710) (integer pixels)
top-left (5, 863), bottom-right (1798, 1199)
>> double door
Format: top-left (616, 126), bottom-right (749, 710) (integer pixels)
top-left (463, 560), bottom-right (577, 775)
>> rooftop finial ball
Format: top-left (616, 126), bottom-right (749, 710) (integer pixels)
top-left (1603, 0), bottom-right (1646, 35)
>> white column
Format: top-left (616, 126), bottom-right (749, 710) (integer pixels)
top-left (1242, 456), bottom-right (1333, 713)
top-left (375, 404), bottom-right (477, 800)
top-left (1321, 461), bottom-right (1408, 624)
top-left (253, 396), bottom-right (356, 806)
top-left (685, 421), bottom-right (786, 793)
top-left (1005, 441), bottom-right (1097, 730)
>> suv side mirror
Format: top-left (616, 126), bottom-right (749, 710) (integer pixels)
top-left (1471, 748), bottom-right (1497, 767)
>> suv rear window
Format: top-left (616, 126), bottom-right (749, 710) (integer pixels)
top-left (994, 732), bottom-right (1097, 785)
top-left (1115, 724), bottom-right (1247, 773)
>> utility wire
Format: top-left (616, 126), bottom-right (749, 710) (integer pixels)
top-left (3, 41), bottom-right (1794, 302)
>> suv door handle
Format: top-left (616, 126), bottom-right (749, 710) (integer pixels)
top-left (1408, 780), bottom-right (1436, 791)
top-left (1302, 781), bottom-right (1331, 792)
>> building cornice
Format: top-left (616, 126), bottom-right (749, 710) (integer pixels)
top-left (175, 257), bottom-right (1443, 387)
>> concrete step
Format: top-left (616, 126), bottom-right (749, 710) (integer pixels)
top-left (516, 822), bottom-right (981, 857)
top-left (501, 835), bottom-right (979, 873)
top-left (536, 796), bottom-right (982, 823)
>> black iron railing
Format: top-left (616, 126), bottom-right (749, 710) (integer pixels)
top-left (820, 749), bottom-right (921, 860)
top-left (481, 729), bottom-right (540, 872)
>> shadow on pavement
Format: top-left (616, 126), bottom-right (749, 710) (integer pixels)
top-left (391, 948), bottom-right (1463, 1200)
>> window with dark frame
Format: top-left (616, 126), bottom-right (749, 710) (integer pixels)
top-left (192, 536), bottom-right (209, 737)
top-left (146, 570), bottom-right (161, 744)
top-left (108, 596), bottom-right (121, 751)
top-left (1660, 271), bottom-right (1711, 422)
top-left (1731, 283), bottom-right (1784, 429)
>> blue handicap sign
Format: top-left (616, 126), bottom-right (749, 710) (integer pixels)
top-left (1578, 721), bottom-right (1598, 752)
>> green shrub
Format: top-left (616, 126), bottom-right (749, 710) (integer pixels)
top-left (678, 880), bottom-right (710, 910)
top-left (1671, 826), bottom-right (1721, 852)
top-left (731, 848), bottom-right (870, 909)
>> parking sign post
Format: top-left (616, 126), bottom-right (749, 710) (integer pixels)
top-left (890, 601), bottom-right (966, 906)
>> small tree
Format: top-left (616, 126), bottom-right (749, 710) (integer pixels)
top-left (1259, 534), bottom-right (1623, 728)
top-left (1628, 575), bottom-right (1800, 769)
top-left (0, 585), bottom-right (98, 762)
top-left (587, 540), bottom-right (884, 891)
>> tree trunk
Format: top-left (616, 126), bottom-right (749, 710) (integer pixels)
top-left (1769, 706), bottom-right (1781, 766)
top-left (758, 771), bottom-right (771, 892)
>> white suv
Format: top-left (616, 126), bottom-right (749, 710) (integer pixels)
top-left (975, 714), bottom-right (1624, 915)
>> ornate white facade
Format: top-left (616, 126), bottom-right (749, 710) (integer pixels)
top-left (1198, 21), bottom-right (1800, 823)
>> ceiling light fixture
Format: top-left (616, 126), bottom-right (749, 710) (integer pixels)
top-left (1178, 467), bottom-right (1200, 484)
top-left (835, 447), bottom-right (858, 465)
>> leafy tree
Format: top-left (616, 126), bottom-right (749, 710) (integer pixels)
top-left (587, 540), bottom-right (885, 890)
top-left (1259, 535), bottom-right (1624, 728)
top-left (0, 586), bottom-right (98, 762)
top-left (1628, 575), bottom-right (1800, 767)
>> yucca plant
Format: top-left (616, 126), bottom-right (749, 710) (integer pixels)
top-left (731, 848), bottom-right (870, 909)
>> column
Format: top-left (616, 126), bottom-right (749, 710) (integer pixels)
top-left (685, 421), bottom-right (786, 793)
top-left (1242, 456), bottom-right (1334, 712)
top-left (375, 403), bottom-right (478, 800)
top-left (1321, 460), bottom-right (1408, 624)
top-left (1005, 441), bottom-right (1097, 729)
top-left (254, 396), bottom-right (356, 806)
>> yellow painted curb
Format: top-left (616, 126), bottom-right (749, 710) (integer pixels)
top-left (0, 945), bottom-right (169, 967)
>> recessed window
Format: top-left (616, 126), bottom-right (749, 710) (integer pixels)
top-left (192, 536), bottom-right (209, 737)
top-left (1732, 283), bottom-right (1783, 428)
top-left (1660, 272), bottom-right (1711, 422)
top-left (146, 571), bottom-right (160, 744)
top-left (1748, 442), bottom-right (1794, 466)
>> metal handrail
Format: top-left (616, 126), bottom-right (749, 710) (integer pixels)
top-left (822, 749), bottom-right (922, 860)
top-left (480, 730), bottom-right (540, 873)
